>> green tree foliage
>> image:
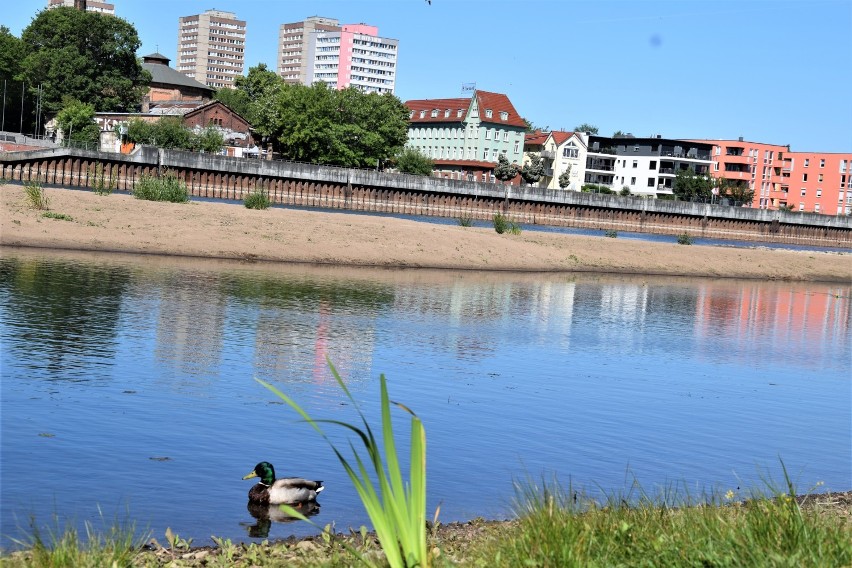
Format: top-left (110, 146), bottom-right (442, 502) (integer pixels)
top-left (126, 117), bottom-right (223, 153)
top-left (574, 123), bottom-right (599, 135)
top-left (523, 118), bottom-right (548, 133)
top-left (558, 164), bottom-right (572, 189)
top-left (256, 83), bottom-right (410, 168)
top-left (213, 88), bottom-right (251, 121)
top-left (520, 153), bottom-right (546, 186)
top-left (714, 178), bottom-right (755, 206)
top-left (0, 26), bottom-right (29, 133)
top-left (55, 99), bottom-right (100, 145)
top-left (395, 147), bottom-right (433, 176)
top-left (673, 167), bottom-right (714, 201)
top-left (19, 7), bottom-right (150, 115)
top-left (494, 153), bottom-right (520, 183)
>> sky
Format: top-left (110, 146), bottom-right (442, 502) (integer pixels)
top-left (5, 0), bottom-right (852, 152)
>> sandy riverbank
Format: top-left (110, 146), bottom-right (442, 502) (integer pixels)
top-left (1, 183), bottom-right (849, 282)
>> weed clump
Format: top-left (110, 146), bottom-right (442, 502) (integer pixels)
top-left (132, 171), bottom-right (189, 203)
top-left (677, 232), bottom-right (694, 245)
top-left (24, 181), bottom-right (50, 210)
top-left (244, 190), bottom-right (271, 210)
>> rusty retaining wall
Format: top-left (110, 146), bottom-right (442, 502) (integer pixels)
top-left (2, 147), bottom-right (850, 248)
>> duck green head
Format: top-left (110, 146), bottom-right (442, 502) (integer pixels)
top-left (243, 461), bottom-right (276, 485)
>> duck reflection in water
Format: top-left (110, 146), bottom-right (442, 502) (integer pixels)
top-left (244, 500), bottom-right (321, 538)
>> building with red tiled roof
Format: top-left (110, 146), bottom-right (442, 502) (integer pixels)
top-left (403, 90), bottom-right (527, 184)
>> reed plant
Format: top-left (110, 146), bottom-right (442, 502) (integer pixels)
top-left (258, 359), bottom-right (429, 568)
top-left (23, 181), bottom-right (50, 210)
top-left (132, 171), bottom-right (189, 203)
top-left (465, 470), bottom-right (851, 567)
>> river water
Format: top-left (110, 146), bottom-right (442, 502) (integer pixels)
top-left (1, 248), bottom-right (849, 549)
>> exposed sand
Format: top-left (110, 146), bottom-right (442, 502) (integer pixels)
top-left (1, 183), bottom-right (850, 282)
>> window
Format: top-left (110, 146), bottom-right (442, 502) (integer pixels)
top-left (799, 202), bottom-right (805, 211)
top-left (632, 160), bottom-right (638, 168)
top-left (820, 159), bottom-right (825, 168)
top-left (513, 140), bottom-right (520, 153)
top-left (647, 178), bottom-right (655, 187)
top-left (804, 159), bottom-right (809, 167)
top-left (419, 110), bottom-right (425, 119)
top-left (482, 148), bottom-right (488, 160)
top-left (563, 147), bottom-right (579, 158)
top-left (630, 177), bottom-right (636, 185)
top-left (634, 145), bottom-right (640, 152)
top-left (818, 174), bottom-right (823, 182)
top-left (801, 188), bottom-right (807, 197)
top-left (816, 189), bottom-right (822, 197)
top-left (491, 149), bottom-right (498, 161)
top-left (485, 129), bottom-right (491, 140)
top-left (814, 203), bottom-right (820, 212)
top-left (715, 146), bottom-right (721, 155)
top-left (444, 109), bottom-right (450, 118)
top-left (500, 111), bottom-right (508, 120)
top-left (650, 160), bottom-right (657, 170)
top-left (503, 131), bottom-right (508, 141)
top-left (714, 162), bottom-right (719, 171)
top-left (408, 111), bottom-right (414, 119)
top-left (485, 108), bottom-right (493, 118)
top-left (457, 109), bottom-right (463, 117)
top-left (803, 173), bottom-right (808, 182)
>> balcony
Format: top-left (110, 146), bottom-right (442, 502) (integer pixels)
top-left (722, 154), bottom-right (750, 164)
top-left (586, 162), bottom-right (614, 172)
top-left (588, 146), bottom-right (616, 155)
top-left (540, 150), bottom-right (555, 160)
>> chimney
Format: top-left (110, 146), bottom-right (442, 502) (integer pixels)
top-left (74, 0), bottom-right (87, 10)
top-left (738, 136), bottom-right (743, 142)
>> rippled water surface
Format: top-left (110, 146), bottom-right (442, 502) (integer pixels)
top-left (1, 249), bottom-right (849, 548)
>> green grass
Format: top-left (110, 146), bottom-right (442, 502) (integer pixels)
top-left (244, 190), bottom-right (271, 210)
top-left (677, 232), bottom-right (694, 245)
top-left (457, 215), bottom-right (473, 227)
top-left (132, 171), bottom-right (189, 203)
top-left (259, 359), bottom-right (430, 568)
top-left (464, 473), bottom-right (851, 568)
top-left (493, 214), bottom-right (521, 235)
top-left (3, 513), bottom-right (148, 568)
top-left (41, 212), bottom-right (73, 221)
top-left (23, 182), bottom-right (50, 210)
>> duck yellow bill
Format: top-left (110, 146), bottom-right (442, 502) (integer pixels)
top-left (242, 470), bottom-right (258, 480)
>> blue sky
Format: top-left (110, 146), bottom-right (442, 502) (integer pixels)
top-left (6, 0), bottom-right (852, 152)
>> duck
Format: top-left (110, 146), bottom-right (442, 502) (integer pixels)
top-left (242, 461), bottom-right (324, 506)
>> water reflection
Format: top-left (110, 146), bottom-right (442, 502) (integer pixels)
top-left (243, 501), bottom-right (321, 539)
top-left (1, 249), bottom-right (849, 549)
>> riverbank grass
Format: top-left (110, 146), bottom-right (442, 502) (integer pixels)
top-left (460, 476), bottom-right (851, 567)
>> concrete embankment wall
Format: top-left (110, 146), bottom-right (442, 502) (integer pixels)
top-left (2, 146), bottom-right (850, 248)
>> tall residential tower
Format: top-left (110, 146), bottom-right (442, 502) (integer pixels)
top-left (278, 16), bottom-right (341, 84)
top-left (176, 9), bottom-right (246, 89)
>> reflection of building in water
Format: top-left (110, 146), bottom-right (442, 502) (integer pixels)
top-left (695, 283), bottom-right (850, 367)
top-left (598, 284), bottom-right (649, 346)
top-left (253, 300), bottom-right (376, 386)
top-left (155, 274), bottom-right (226, 378)
top-left (393, 280), bottom-right (577, 359)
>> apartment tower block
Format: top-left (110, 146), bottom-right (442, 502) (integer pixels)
top-left (47, 0), bottom-right (115, 14)
top-left (278, 16), bottom-right (341, 84)
top-left (177, 9), bottom-right (246, 89)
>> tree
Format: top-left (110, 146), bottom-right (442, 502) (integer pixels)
top-left (612, 130), bottom-right (634, 138)
top-left (673, 167), bottom-right (714, 201)
top-left (523, 118), bottom-right (548, 133)
top-left (558, 164), bottom-right (572, 189)
top-left (19, 7), bottom-right (150, 116)
top-left (520, 153), bottom-right (545, 186)
top-left (714, 178), bottom-right (755, 206)
top-left (574, 123), bottom-right (599, 135)
top-left (493, 153), bottom-right (519, 184)
top-left (0, 26), bottom-right (28, 133)
top-left (395, 147), bottom-right (433, 176)
top-left (213, 88), bottom-right (252, 122)
top-left (256, 82), bottom-right (410, 168)
top-left (231, 63), bottom-right (281, 125)
top-left (125, 117), bottom-right (222, 153)
top-left (55, 99), bottom-right (100, 145)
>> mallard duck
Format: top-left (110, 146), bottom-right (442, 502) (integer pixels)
top-left (242, 461), bottom-right (324, 505)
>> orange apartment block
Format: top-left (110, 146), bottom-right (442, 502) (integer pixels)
top-left (696, 138), bottom-right (852, 215)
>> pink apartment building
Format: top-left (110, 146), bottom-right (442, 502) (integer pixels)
top-left (697, 138), bottom-right (852, 215)
top-left (306, 23), bottom-right (398, 94)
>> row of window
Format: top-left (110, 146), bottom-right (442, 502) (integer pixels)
top-left (410, 126), bottom-right (519, 142)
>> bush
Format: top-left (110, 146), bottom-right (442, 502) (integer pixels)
top-left (619, 186), bottom-right (631, 196)
top-left (458, 215), bottom-right (473, 227)
top-left (244, 190), bottom-right (271, 210)
top-left (509, 221), bottom-right (522, 235)
top-left (493, 213), bottom-right (509, 234)
top-left (605, 229), bottom-right (618, 238)
top-left (677, 232), bottom-right (694, 245)
top-left (581, 184), bottom-right (614, 194)
top-left (132, 171), bottom-right (189, 203)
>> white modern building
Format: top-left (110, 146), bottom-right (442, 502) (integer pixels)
top-left (305, 23), bottom-right (398, 94)
top-left (277, 16), bottom-right (341, 84)
top-left (176, 9), bottom-right (246, 89)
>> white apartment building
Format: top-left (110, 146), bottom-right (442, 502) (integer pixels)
top-left (278, 16), bottom-right (341, 84)
top-left (47, 0), bottom-right (114, 14)
top-left (304, 24), bottom-right (398, 94)
top-left (176, 9), bottom-right (246, 89)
